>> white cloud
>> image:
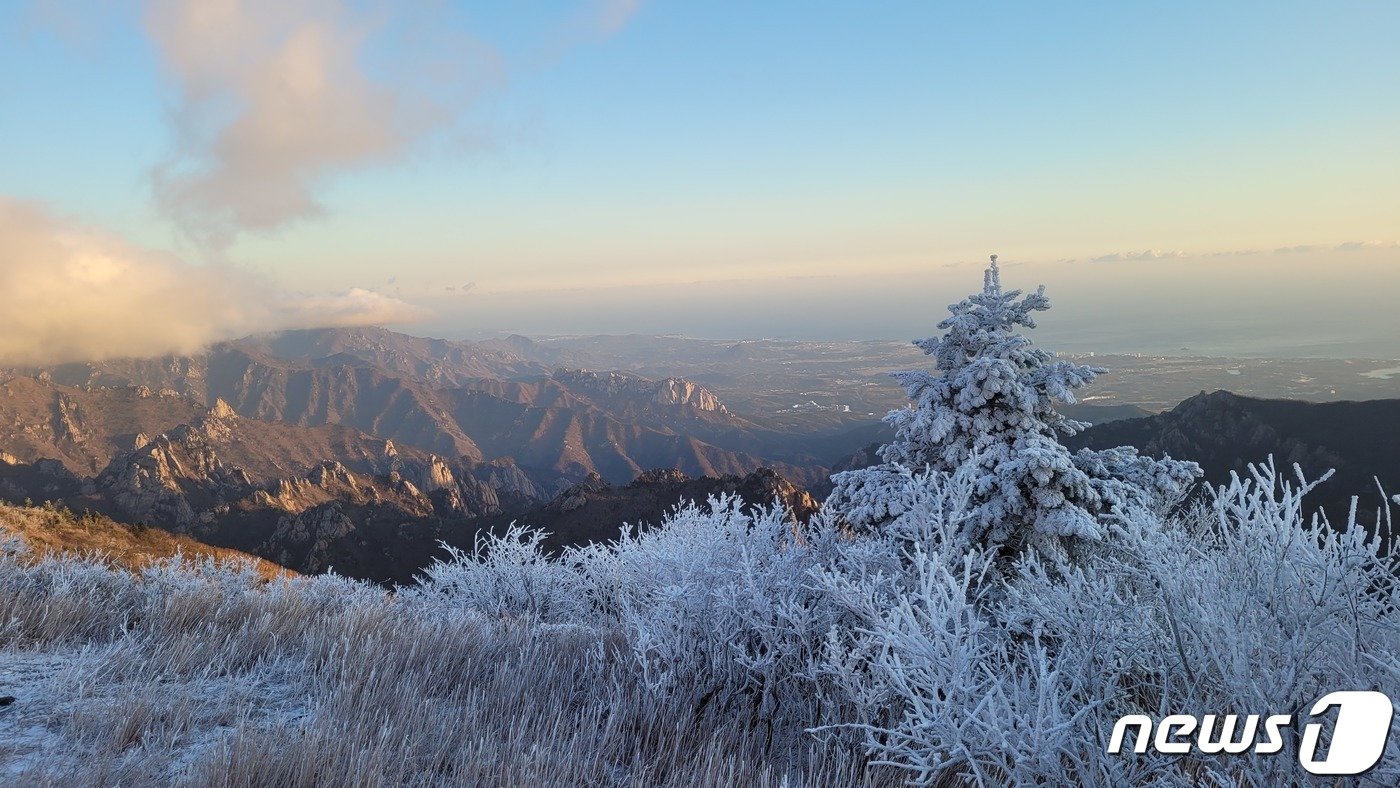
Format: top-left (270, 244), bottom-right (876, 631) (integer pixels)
top-left (1335, 240), bottom-right (1400, 251)
top-left (0, 197), bottom-right (426, 366)
top-left (1271, 242), bottom-right (1400, 255)
top-left (28, 0), bottom-right (645, 248)
top-left (1070, 242), bottom-right (1399, 266)
top-left (144, 0), bottom-right (502, 246)
top-left (1089, 249), bottom-right (1189, 263)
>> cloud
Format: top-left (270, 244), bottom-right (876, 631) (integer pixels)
top-left (1089, 249), bottom-right (1188, 263)
top-left (143, 0), bottom-right (502, 246)
top-left (1271, 242), bottom-right (1400, 255)
top-left (0, 197), bottom-right (426, 366)
top-left (30, 0), bottom-right (642, 246)
top-left (1335, 240), bottom-right (1400, 251)
top-left (276, 287), bottom-right (428, 329)
top-left (1064, 241), bottom-right (1398, 266)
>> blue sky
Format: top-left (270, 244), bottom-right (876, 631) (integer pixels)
top-left (1, 1), bottom-right (1398, 361)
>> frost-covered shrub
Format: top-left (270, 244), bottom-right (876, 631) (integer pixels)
top-left (1012, 461), bottom-right (1400, 784)
top-left (7, 455), bottom-right (1397, 785)
top-left (409, 524), bottom-right (595, 624)
top-left (577, 495), bottom-right (853, 724)
top-left (412, 496), bottom-right (856, 726)
top-left (6, 541), bottom-right (894, 787)
top-left (823, 458), bottom-right (1400, 785)
top-left (828, 256), bottom-right (1199, 560)
top-left (813, 462), bottom-right (1103, 784)
top-left (402, 453), bottom-right (1400, 784)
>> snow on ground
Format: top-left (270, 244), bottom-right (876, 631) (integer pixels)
top-left (0, 648), bottom-right (80, 778)
top-left (1, 643), bottom-right (311, 783)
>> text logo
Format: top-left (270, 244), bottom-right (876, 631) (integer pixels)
top-left (1108, 691), bottom-right (1394, 776)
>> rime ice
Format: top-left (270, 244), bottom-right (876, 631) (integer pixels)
top-left (828, 256), bottom-right (1200, 562)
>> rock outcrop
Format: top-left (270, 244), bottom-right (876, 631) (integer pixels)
top-left (263, 505), bottom-right (359, 574)
top-left (552, 369), bottom-right (730, 413)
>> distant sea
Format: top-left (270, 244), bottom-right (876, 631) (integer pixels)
top-left (1041, 323), bottom-right (1399, 360)
top-left (993, 301), bottom-right (1400, 360)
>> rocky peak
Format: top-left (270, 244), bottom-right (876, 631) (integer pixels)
top-left (551, 472), bottom-right (608, 513)
top-left (309, 461), bottom-right (357, 490)
top-left (417, 455), bottom-right (456, 492)
top-left (93, 423), bottom-right (254, 531)
top-left (387, 471), bottom-right (424, 499)
top-left (631, 468), bottom-right (691, 486)
top-left (209, 398), bottom-right (238, 420)
top-left (552, 368), bottom-right (730, 413)
top-left (462, 459), bottom-right (554, 504)
top-left (374, 440), bottom-right (403, 476)
top-left (53, 393), bottom-right (87, 444)
top-left (738, 467), bottom-right (820, 521)
top-left (262, 505), bottom-right (357, 575)
top-left (654, 378), bottom-right (728, 413)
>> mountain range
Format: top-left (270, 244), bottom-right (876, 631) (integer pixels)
top-left (0, 328), bottom-right (869, 581)
top-left (29, 328), bottom-right (822, 485)
top-left (1065, 390), bottom-right (1400, 528)
top-left (6, 327), bottom-right (1394, 582)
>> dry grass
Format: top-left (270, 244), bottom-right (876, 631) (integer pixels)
top-left (0, 501), bottom-right (290, 581)
top-left (0, 537), bottom-right (896, 787)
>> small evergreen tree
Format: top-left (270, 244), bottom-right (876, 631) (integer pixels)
top-left (828, 255), bottom-right (1200, 560)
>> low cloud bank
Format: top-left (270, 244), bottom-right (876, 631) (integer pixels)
top-left (0, 198), bottom-right (426, 366)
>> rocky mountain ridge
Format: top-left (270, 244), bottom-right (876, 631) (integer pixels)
top-left (550, 368), bottom-right (730, 414)
top-left (0, 369), bottom-right (821, 583)
top-left (13, 328), bottom-right (822, 486)
top-left (0, 385), bottom-right (580, 579)
top-left (1065, 390), bottom-right (1400, 528)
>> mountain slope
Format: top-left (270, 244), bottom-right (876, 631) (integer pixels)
top-left (0, 500), bottom-right (289, 579)
top-left (1067, 391), bottom-right (1400, 526)
top-left (0, 375), bottom-right (207, 476)
top-left (0, 382), bottom-right (575, 580)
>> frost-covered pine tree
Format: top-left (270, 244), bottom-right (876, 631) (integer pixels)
top-left (828, 255), bottom-right (1200, 560)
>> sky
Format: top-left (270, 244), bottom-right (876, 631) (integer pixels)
top-left (2, 1), bottom-right (1398, 363)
